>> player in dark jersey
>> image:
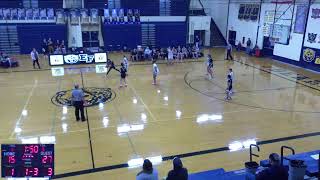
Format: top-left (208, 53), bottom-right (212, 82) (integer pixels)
top-left (119, 63), bottom-right (127, 88)
top-left (225, 74), bottom-right (233, 100)
top-left (106, 59), bottom-right (119, 76)
top-left (206, 54), bottom-right (214, 79)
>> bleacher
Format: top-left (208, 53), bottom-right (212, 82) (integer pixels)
top-left (17, 24), bottom-right (67, 54)
top-left (103, 24), bottom-right (142, 50)
top-left (103, 22), bottom-right (187, 51)
top-left (188, 145), bottom-right (320, 179)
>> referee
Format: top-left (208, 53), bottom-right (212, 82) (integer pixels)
top-left (71, 84), bottom-right (86, 122)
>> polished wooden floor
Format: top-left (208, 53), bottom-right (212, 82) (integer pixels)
top-left (0, 48), bottom-right (319, 179)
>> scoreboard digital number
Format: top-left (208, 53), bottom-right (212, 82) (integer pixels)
top-left (1, 144), bottom-right (54, 178)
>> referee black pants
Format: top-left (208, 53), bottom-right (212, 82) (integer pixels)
top-left (33, 59), bottom-right (41, 69)
top-left (226, 50), bottom-right (233, 60)
top-left (74, 101), bottom-right (85, 121)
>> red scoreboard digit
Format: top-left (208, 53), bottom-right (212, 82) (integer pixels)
top-left (1, 144), bottom-right (54, 178)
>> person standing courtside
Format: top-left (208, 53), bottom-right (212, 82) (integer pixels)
top-left (226, 42), bottom-right (233, 60)
top-left (30, 48), bottom-right (41, 69)
top-left (71, 84), bottom-right (86, 122)
top-left (246, 38), bottom-right (252, 55)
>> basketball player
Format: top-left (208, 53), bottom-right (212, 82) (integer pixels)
top-left (122, 55), bottom-right (129, 72)
top-left (152, 61), bottom-right (160, 85)
top-left (106, 58), bottom-right (119, 76)
top-left (167, 47), bottom-right (174, 65)
top-left (228, 68), bottom-right (234, 94)
top-left (119, 63), bottom-right (127, 88)
top-left (225, 74), bottom-right (233, 100)
top-left (30, 48), bottom-right (41, 69)
top-left (206, 54), bottom-right (214, 79)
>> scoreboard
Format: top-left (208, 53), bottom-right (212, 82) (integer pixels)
top-left (1, 144), bottom-right (54, 178)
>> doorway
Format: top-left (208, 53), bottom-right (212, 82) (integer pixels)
top-left (228, 30), bottom-right (236, 46)
top-left (82, 31), bottom-right (99, 47)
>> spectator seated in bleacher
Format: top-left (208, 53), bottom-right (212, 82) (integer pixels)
top-left (144, 46), bottom-right (152, 60)
top-left (128, 45), bottom-right (203, 62)
top-left (60, 40), bottom-right (67, 54)
top-left (130, 48), bottom-right (138, 61)
top-left (256, 153), bottom-right (288, 180)
top-left (0, 52), bottom-right (19, 68)
top-left (136, 159), bottom-right (158, 180)
top-left (166, 157), bottom-right (188, 180)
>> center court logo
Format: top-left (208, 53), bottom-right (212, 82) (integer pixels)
top-left (51, 87), bottom-right (115, 107)
top-left (303, 48), bottom-right (315, 63)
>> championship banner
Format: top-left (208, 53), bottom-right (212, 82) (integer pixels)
top-left (10, 8), bottom-right (18, 20)
top-left (0, 9), bottom-right (3, 19)
top-left (3, 8), bottom-right (10, 19)
top-left (127, 9), bottom-right (133, 22)
top-left (47, 8), bottom-right (54, 19)
top-left (112, 9), bottom-right (117, 22)
top-left (26, 8), bottom-right (33, 20)
top-left (294, 5), bottom-right (308, 34)
top-left (134, 9), bottom-right (140, 22)
top-left (33, 8), bottom-right (40, 19)
top-left (18, 8), bottom-right (25, 20)
top-left (40, 8), bottom-right (47, 19)
top-left (104, 9), bottom-right (110, 23)
top-left (119, 9), bottom-right (124, 23)
top-left (301, 47), bottom-right (320, 66)
top-left (49, 53), bottom-right (108, 66)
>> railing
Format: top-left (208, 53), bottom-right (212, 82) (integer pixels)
top-left (280, 146), bottom-right (295, 165)
top-left (249, 144), bottom-right (260, 162)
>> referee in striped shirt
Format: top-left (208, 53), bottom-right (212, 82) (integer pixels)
top-left (71, 84), bottom-right (86, 122)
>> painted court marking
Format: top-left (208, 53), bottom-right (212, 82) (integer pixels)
top-left (10, 79), bottom-right (38, 138)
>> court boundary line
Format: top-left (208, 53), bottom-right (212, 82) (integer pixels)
top-left (232, 59), bottom-right (320, 92)
top-left (184, 72), bottom-right (320, 113)
top-left (0, 59), bottom-right (209, 74)
top-left (80, 71), bottom-right (96, 168)
top-left (9, 79), bottom-right (38, 138)
top-left (52, 131), bottom-right (320, 179)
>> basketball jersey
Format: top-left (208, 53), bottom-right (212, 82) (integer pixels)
top-left (208, 58), bottom-right (213, 68)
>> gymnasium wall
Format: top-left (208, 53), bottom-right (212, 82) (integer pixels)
top-left (153, 22), bottom-right (187, 47)
top-left (225, 1), bottom-right (320, 72)
top-left (17, 24), bottom-right (67, 54)
top-left (300, 3), bottom-right (320, 72)
top-left (103, 22), bottom-right (187, 49)
top-left (103, 24), bottom-right (142, 49)
top-left (227, 2), bottom-right (259, 47)
top-left (190, 0), bottom-right (229, 39)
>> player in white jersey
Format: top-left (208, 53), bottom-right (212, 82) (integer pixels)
top-left (152, 61), bottom-right (160, 85)
top-left (167, 47), bottom-right (174, 65)
top-left (122, 55), bottom-right (129, 72)
top-left (206, 54), bottom-right (214, 79)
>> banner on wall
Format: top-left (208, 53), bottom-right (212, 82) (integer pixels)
top-left (49, 53), bottom-right (108, 66)
top-left (302, 47), bottom-right (320, 66)
top-left (304, 5), bottom-right (320, 49)
top-left (311, 8), bottom-right (320, 19)
top-left (294, 5), bottom-right (308, 34)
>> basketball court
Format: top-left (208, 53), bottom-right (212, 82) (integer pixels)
top-left (0, 48), bottom-right (319, 179)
